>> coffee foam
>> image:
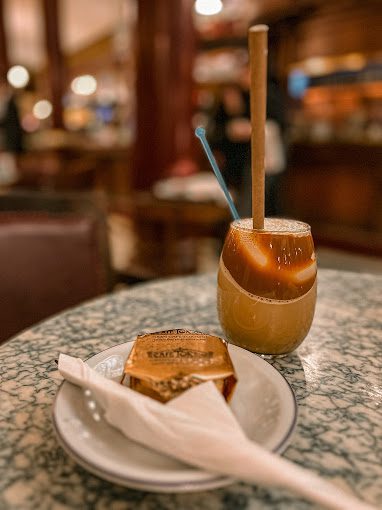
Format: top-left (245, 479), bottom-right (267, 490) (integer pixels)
top-left (233, 218), bottom-right (310, 234)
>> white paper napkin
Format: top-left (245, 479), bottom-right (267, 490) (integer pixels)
top-left (58, 354), bottom-right (377, 510)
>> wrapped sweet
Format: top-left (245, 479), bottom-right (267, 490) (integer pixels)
top-left (121, 329), bottom-right (237, 403)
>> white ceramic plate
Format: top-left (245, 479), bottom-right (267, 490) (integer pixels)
top-left (52, 342), bottom-right (297, 493)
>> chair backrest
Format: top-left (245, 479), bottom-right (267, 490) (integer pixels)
top-left (0, 191), bottom-right (112, 343)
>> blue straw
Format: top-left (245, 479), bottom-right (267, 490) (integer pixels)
top-left (195, 127), bottom-right (240, 220)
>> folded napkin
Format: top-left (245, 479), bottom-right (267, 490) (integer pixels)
top-left (58, 354), bottom-right (376, 510)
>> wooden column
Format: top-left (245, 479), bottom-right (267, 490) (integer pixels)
top-left (0, 0), bottom-right (9, 82)
top-left (133, 0), bottom-right (195, 190)
top-left (42, 0), bottom-right (65, 128)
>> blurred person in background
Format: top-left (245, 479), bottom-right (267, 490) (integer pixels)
top-left (0, 80), bottom-right (23, 186)
top-left (209, 69), bottom-right (286, 218)
top-left (264, 73), bottom-right (287, 216)
top-left (209, 83), bottom-right (251, 197)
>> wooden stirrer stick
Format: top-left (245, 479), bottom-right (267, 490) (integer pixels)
top-left (249, 25), bottom-right (268, 230)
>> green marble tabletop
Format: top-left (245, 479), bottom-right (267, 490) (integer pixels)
top-left (0, 269), bottom-right (381, 510)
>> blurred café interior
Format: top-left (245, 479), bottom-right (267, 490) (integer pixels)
top-left (0, 0), bottom-right (381, 343)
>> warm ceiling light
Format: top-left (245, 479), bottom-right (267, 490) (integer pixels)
top-left (33, 100), bottom-right (53, 120)
top-left (7, 65), bottom-right (30, 88)
top-left (71, 75), bottom-right (97, 96)
top-left (342, 53), bottom-right (366, 71)
top-left (303, 57), bottom-right (329, 76)
top-left (194, 0), bottom-right (223, 16)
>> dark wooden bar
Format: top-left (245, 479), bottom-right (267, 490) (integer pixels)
top-left (282, 142), bottom-right (382, 256)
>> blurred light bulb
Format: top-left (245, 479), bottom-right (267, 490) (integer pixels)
top-left (7, 65), bottom-right (30, 88)
top-left (33, 100), bottom-right (53, 120)
top-left (343, 53), bottom-right (365, 71)
top-left (194, 0), bottom-right (223, 15)
top-left (71, 75), bottom-right (97, 96)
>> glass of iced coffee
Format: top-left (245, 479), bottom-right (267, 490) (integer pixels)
top-left (217, 217), bottom-right (317, 357)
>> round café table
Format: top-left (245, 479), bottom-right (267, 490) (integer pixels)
top-left (1, 269), bottom-right (381, 509)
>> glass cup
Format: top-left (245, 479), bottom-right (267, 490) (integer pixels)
top-left (217, 218), bottom-right (317, 357)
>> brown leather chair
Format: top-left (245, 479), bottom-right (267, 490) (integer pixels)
top-left (0, 191), bottom-right (113, 344)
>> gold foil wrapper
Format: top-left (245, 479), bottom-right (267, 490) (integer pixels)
top-left (120, 329), bottom-right (237, 403)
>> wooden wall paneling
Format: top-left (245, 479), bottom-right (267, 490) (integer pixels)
top-left (294, 1), bottom-right (382, 61)
top-left (42, 0), bottom-right (65, 129)
top-left (0, 0), bottom-right (8, 81)
top-left (133, 0), bottom-right (195, 190)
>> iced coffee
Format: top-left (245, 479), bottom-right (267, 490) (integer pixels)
top-left (217, 218), bottom-right (317, 357)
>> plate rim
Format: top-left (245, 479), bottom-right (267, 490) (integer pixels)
top-left (52, 340), bottom-right (297, 492)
